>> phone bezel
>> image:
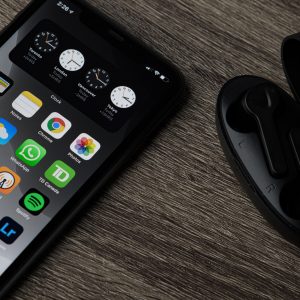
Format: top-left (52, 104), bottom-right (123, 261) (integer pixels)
top-left (0, 0), bottom-right (184, 297)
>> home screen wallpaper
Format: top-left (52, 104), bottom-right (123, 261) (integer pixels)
top-left (0, 0), bottom-right (173, 275)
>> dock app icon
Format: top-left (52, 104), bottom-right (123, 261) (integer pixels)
top-left (12, 91), bottom-right (43, 118)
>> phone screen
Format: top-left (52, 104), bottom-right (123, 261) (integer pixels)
top-left (0, 0), bottom-right (179, 276)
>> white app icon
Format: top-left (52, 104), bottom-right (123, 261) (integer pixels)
top-left (41, 112), bottom-right (72, 139)
top-left (12, 91), bottom-right (43, 118)
top-left (70, 133), bottom-right (101, 161)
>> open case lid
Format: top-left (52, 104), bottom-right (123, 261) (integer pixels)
top-left (282, 34), bottom-right (300, 102)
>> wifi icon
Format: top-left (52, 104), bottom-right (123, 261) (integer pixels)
top-left (20, 189), bottom-right (49, 216)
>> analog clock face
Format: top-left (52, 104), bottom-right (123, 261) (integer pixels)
top-left (85, 68), bottom-right (110, 90)
top-left (111, 86), bottom-right (136, 109)
top-left (59, 49), bottom-right (85, 72)
top-left (34, 31), bottom-right (59, 53)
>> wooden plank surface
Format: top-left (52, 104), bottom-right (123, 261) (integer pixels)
top-left (2, 0), bottom-right (300, 299)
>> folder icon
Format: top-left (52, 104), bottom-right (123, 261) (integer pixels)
top-left (12, 91), bottom-right (43, 118)
top-left (0, 76), bottom-right (11, 93)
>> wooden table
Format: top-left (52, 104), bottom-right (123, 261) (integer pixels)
top-left (3, 0), bottom-right (300, 299)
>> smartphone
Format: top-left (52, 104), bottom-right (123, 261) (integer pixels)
top-left (0, 0), bottom-right (183, 296)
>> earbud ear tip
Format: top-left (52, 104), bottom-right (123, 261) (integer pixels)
top-left (243, 83), bottom-right (282, 117)
top-left (226, 92), bottom-right (256, 133)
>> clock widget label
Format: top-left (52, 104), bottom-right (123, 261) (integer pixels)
top-left (59, 49), bottom-right (85, 72)
top-left (34, 31), bottom-right (59, 53)
top-left (85, 68), bottom-right (110, 90)
top-left (111, 86), bottom-right (136, 109)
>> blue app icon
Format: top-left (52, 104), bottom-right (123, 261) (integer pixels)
top-left (0, 118), bottom-right (17, 145)
top-left (0, 217), bottom-right (23, 244)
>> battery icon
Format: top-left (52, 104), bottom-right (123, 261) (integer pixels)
top-left (160, 75), bottom-right (170, 83)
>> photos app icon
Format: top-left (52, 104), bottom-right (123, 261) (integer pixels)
top-left (70, 133), bottom-right (101, 161)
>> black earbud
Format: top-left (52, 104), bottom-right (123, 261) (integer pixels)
top-left (290, 129), bottom-right (300, 169)
top-left (243, 84), bottom-right (287, 177)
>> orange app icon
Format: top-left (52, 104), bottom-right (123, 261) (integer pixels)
top-left (0, 167), bottom-right (21, 195)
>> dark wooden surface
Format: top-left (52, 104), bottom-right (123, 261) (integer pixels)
top-left (2, 0), bottom-right (300, 299)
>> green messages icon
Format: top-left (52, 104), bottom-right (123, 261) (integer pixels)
top-left (16, 139), bottom-right (47, 167)
top-left (45, 160), bottom-right (75, 188)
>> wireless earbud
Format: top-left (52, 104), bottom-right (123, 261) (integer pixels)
top-left (243, 84), bottom-right (287, 177)
top-left (290, 129), bottom-right (300, 169)
top-left (218, 50), bottom-right (300, 238)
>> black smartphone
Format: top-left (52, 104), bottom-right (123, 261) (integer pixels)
top-left (0, 0), bottom-right (183, 296)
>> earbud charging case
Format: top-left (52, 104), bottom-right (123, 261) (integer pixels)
top-left (216, 33), bottom-right (300, 243)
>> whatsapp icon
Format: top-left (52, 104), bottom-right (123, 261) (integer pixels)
top-left (16, 139), bottom-right (46, 167)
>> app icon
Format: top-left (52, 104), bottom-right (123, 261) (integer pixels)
top-left (70, 133), bottom-right (101, 161)
top-left (0, 118), bottom-right (17, 145)
top-left (12, 91), bottom-right (43, 118)
top-left (45, 161), bottom-right (75, 188)
top-left (41, 112), bottom-right (72, 139)
top-left (0, 72), bottom-right (13, 95)
top-left (0, 217), bottom-right (23, 244)
top-left (16, 139), bottom-right (46, 167)
top-left (0, 167), bottom-right (21, 195)
top-left (19, 189), bottom-right (49, 216)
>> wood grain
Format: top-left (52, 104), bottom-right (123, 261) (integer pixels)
top-left (2, 0), bottom-right (300, 299)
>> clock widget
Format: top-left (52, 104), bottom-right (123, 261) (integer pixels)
top-left (86, 68), bottom-right (110, 90)
top-left (111, 86), bottom-right (136, 109)
top-left (34, 31), bottom-right (59, 53)
top-left (59, 49), bottom-right (85, 72)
